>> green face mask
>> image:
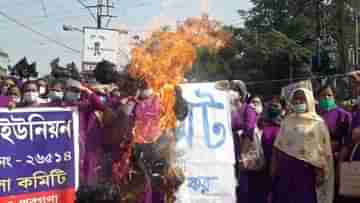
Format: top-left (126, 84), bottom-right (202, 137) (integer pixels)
top-left (293, 103), bottom-right (307, 113)
top-left (319, 98), bottom-right (337, 111)
top-left (268, 108), bottom-right (281, 119)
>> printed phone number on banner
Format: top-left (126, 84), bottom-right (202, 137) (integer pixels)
top-left (0, 151), bottom-right (73, 169)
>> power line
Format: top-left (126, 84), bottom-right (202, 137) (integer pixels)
top-left (76, 0), bottom-right (97, 22)
top-left (40, 0), bottom-right (48, 17)
top-left (0, 9), bottom-right (80, 54)
top-left (86, 0), bottom-right (116, 28)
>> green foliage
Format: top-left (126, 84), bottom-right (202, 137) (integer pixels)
top-left (191, 0), bottom-right (354, 97)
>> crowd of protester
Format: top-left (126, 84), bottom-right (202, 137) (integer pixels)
top-left (3, 68), bottom-right (360, 203)
top-left (229, 80), bottom-right (360, 203)
top-left (0, 73), bottom-right (190, 203)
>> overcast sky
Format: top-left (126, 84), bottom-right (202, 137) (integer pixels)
top-left (0, 0), bottom-right (253, 75)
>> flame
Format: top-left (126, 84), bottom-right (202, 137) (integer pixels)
top-left (178, 14), bottom-right (232, 50)
top-left (129, 15), bottom-right (232, 134)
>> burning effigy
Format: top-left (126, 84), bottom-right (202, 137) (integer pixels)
top-left (76, 14), bottom-right (232, 203)
top-left (124, 14), bottom-right (232, 202)
top-left (129, 14), bottom-right (232, 134)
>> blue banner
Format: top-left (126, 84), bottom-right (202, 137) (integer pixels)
top-left (0, 107), bottom-right (79, 202)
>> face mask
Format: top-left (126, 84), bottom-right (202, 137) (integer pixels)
top-left (250, 103), bottom-right (263, 114)
top-left (49, 91), bottom-right (64, 101)
top-left (65, 91), bottom-right (80, 102)
top-left (293, 103), bottom-right (307, 113)
top-left (23, 92), bottom-right (39, 103)
top-left (100, 96), bottom-right (107, 104)
top-left (39, 86), bottom-right (47, 95)
top-left (268, 109), bottom-right (281, 119)
top-left (141, 89), bottom-right (153, 98)
top-left (11, 96), bottom-right (21, 103)
top-left (319, 98), bottom-right (336, 111)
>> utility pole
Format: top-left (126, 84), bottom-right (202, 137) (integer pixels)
top-left (353, 0), bottom-right (360, 67)
top-left (87, 0), bottom-right (116, 29)
top-left (315, 0), bottom-right (322, 73)
top-left (316, 0), bottom-right (321, 40)
top-left (356, 14), bottom-right (359, 66)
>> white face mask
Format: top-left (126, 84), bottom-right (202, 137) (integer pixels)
top-left (65, 91), bottom-right (80, 102)
top-left (49, 91), bottom-right (64, 101)
top-left (11, 96), bottom-right (21, 103)
top-left (141, 89), bottom-right (153, 98)
top-left (23, 92), bottom-right (39, 103)
top-left (100, 96), bottom-right (107, 103)
top-left (39, 86), bottom-right (47, 95)
top-left (250, 103), bottom-right (263, 114)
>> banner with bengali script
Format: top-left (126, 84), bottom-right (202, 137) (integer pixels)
top-left (175, 83), bottom-right (236, 203)
top-left (0, 107), bottom-right (79, 203)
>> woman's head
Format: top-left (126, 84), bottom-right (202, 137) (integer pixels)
top-left (248, 95), bottom-right (263, 114)
top-left (318, 85), bottom-right (335, 100)
top-left (37, 79), bottom-right (48, 97)
top-left (291, 89), bottom-right (309, 114)
top-left (64, 79), bottom-right (81, 102)
top-left (318, 85), bottom-right (337, 111)
top-left (48, 81), bottom-right (64, 101)
top-left (7, 86), bottom-right (21, 103)
top-left (1, 78), bottom-right (16, 95)
top-left (138, 80), bottom-right (153, 99)
top-left (267, 96), bottom-right (283, 120)
top-left (22, 81), bottom-right (40, 105)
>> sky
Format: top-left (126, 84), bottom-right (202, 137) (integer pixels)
top-left (0, 0), bottom-right (253, 75)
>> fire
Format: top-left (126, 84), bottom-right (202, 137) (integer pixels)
top-left (129, 15), bottom-right (232, 135)
top-left (178, 14), bottom-right (232, 50)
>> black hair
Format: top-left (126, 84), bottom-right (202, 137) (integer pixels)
top-left (317, 83), bottom-right (335, 96)
top-left (279, 98), bottom-right (287, 108)
top-left (21, 80), bottom-right (39, 92)
top-left (93, 60), bottom-right (120, 84)
top-left (246, 94), bottom-right (262, 104)
top-left (37, 78), bottom-right (47, 83)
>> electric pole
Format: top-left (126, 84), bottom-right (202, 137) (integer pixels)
top-left (86, 0), bottom-right (116, 29)
top-left (315, 0), bottom-right (322, 74)
top-left (353, 0), bottom-right (360, 67)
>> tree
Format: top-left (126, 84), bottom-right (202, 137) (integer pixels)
top-left (241, 0), bottom-right (355, 73)
top-left (189, 26), bottom-right (311, 98)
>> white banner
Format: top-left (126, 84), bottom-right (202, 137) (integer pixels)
top-left (175, 83), bottom-right (236, 203)
top-left (82, 28), bottom-right (120, 65)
